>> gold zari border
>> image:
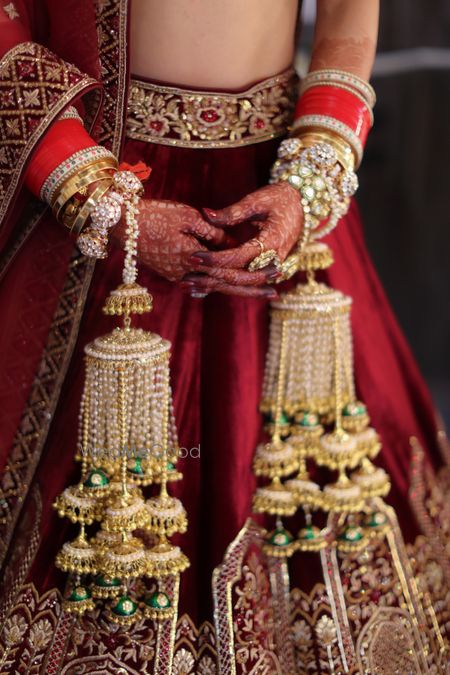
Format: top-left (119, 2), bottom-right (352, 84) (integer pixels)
top-left (126, 69), bottom-right (298, 149)
top-left (0, 41), bottom-right (100, 224)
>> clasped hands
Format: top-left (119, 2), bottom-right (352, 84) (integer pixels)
top-left (116, 182), bottom-right (303, 298)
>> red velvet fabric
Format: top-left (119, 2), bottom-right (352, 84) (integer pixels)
top-left (11, 134), bottom-right (438, 625)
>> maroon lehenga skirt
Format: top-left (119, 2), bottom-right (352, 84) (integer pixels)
top-left (0, 73), bottom-right (448, 674)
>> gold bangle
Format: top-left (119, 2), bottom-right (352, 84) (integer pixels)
top-left (50, 159), bottom-right (117, 209)
top-left (60, 198), bottom-right (81, 228)
top-left (47, 155), bottom-right (118, 205)
top-left (59, 179), bottom-right (111, 231)
top-left (53, 167), bottom-right (116, 220)
top-left (69, 180), bottom-right (113, 236)
top-left (60, 187), bottom-right (104, 229)
top-left (52, 160), bottom-right (117, 208)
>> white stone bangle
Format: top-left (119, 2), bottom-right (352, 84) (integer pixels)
top-left (77, 170), bottom-right (144, 261)
top-left (300, 69), bottom-right (376, 108)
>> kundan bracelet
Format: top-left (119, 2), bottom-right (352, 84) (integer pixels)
top-left (77, 170), bottom-right (144, 260)
top-left (271, 68), bottom-right (374, 253)
top-left (271, 136), bottom-right (358, 241)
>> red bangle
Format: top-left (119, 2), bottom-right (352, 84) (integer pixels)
top-left (25, 119), bottom-right (97, 197)
top-left (294, 86), bottom-right (372, 147)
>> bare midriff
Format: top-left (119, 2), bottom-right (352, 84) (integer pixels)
top-left (130, 0), bottom-right (299, 90)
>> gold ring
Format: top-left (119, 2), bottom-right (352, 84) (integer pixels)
top-left (248, 249), bottom-right (282, 272)
top-left (249, 238), bottom-right (265, 255)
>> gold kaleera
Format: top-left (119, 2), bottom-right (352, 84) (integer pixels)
top-left (54, 391), bottom-right (106, 614)
top-left (253, 218), bottom-right (392, 558)
top-left (53, 173), bottom-right (188, 622)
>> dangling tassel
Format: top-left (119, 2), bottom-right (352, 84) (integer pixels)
top-left (253, 320), bottom-right (297, 557)
top-left (253, 230), bottom-right (391, 558)
top-left (261, 245), bottom-right (354, 420)
top-left (54, 170), bottom-right (189, 620)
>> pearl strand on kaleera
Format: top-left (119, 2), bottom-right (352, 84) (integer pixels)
top-left (122, 192), bottom-right (140, 284)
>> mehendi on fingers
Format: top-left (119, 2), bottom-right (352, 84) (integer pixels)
top-left (112, 199), bottom-right (212, 281)
top-left (183, 264), bottom-right (280, 287)
top-left (192, 183), bottom-right (303, 269)
top-left (183, 213), bottom-right (233, 245)
top-left (181, 278), bottom-right (278, 299)
top-left (114, 198), bottom-right (271, 284)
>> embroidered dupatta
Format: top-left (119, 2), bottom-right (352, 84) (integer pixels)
top-left (0, 0), bottom-right (129, 573)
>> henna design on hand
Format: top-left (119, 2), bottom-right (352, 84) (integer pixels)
top-left (113, 198), bottom-right (229, 281)
top-left (189, 182), bottom-right (303, 270)
top-left (181, 277), bottom-right (278, 299)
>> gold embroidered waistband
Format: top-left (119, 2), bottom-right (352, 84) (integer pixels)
top-left (126, 69), bottom-right (298, 149)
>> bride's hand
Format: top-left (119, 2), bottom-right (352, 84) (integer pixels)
top-left (113, 198), bottom-right (280, 297)
top-left (113, 198), bottom-right (228, 281)
top-left (184, 183), bottom-right (303, 294)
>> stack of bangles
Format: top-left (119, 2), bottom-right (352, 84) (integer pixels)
top-left (267, 68), bottom-right (375, 272)
top-left (27, 109), bottom-right (147, 259)
top-left (42, 149), bottom-right (146, 258)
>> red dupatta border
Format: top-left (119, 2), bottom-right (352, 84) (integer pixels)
top-left (0, 0), bottom-right (130, 573)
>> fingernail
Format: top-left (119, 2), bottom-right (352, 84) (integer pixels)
top-left (264, 290), bottom-right (278, 299)
top-left (180, 280), bottom-right (196, 287)
top-left (189, 252), bottom-right (212, 265)
top-left (266, 270), bottom-right (282, 280)
top-left (203, 208), bottom-right (218, 220)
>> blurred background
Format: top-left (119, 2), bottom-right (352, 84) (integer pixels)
top-left (299, 0), bottom-right (450, 425)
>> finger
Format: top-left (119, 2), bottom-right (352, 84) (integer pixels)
top-left (188, 237), bottom-right (271, 269)
top-left (184, 214), bottom-right (232, 246)
top-left (183, 265), bottom-right (281, 286)
top-left (203, 193), bottom-right (264, 227)
top-left (181, 279), bottom-right (278, 299)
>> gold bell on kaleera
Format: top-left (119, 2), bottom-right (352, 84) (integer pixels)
top-left (62, 584), bottom-right (95, 615)
top-left (253, 320), bottom-right (298, 517)
top-left (142, 590), bottom-right (175, 621)
top-left (107, 594), bottom-right (141, 626)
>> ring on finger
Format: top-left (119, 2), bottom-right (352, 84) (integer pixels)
top-left (248, 248), bottom-right (282, 272)
top-left (249, 238), bottom-right (265, 255)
